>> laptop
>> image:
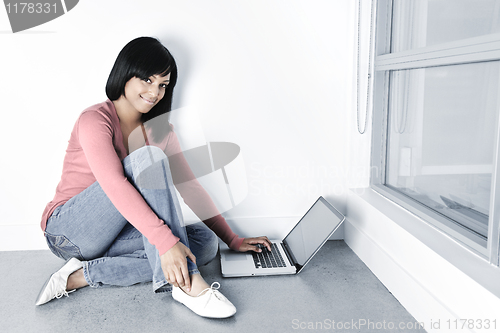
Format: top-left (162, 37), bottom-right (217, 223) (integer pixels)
top-left (220, 196), bottom-right (345, 277)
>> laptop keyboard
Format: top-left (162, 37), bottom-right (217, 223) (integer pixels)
top-left (252, 243), bottom-right (287, 268)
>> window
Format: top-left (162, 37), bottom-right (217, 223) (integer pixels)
top-left (369, 0), bottom-right (500, 293)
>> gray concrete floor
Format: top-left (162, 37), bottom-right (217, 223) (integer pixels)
top-left (0, 241), bottom-right (426, 333)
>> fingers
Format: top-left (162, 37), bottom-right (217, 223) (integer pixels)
top-left (262, 236), bottom-right (272, 251)
top-left (173, 261), bottom-right (190, 292)
top-left (179, 246), bottom-right (195, 291)
top-left (160, 242), bottom-right (196, 292)
top-left (254, 236), bottom-right (272, 251)
top-left (244, 236), bottom-right (273, 252)
top-left (165, 260), bottom-right (190, 291)
top-left (246, 244), bottom-right (262, 253)
top-left (165, 270), bottom-right (177, 288)
top-left (181, 262), bottom-right (191, 292)
top-left (186, 247), bottom-right (197, 264)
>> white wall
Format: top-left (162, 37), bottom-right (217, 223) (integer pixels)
top-left (0, 0), bottom-right (355, 250)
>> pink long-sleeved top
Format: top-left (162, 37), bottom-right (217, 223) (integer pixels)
top-left (41, 100), bottom-right (244, 255)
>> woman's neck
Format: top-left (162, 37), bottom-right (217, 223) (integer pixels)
top-left (113, 97), bottom-right (142, 128)
top-left (113, 97), bottom-right (145, 154)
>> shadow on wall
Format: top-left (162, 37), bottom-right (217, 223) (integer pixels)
top-left (157, 36), bottom-right (194, 111)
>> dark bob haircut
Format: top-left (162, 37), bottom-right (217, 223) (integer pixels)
top-left (106, 37), bottom-right (178, 140)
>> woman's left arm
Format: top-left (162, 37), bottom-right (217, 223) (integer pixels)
top-left (165, 131), bottom-right (269, 252)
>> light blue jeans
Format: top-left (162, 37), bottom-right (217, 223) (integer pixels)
top-left (44, 146), bottom-right (218, 292)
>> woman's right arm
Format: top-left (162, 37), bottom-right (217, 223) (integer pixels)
top-left (77, 110), bottom-right (179, 255)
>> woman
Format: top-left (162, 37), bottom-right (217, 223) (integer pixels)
top-left (36, 36), bottom-right (271, 319)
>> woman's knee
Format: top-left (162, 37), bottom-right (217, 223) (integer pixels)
top-left (124, 146), bottom-right (168, 179)
top-left (45, 232), bottom-right (84, 261)
top-left (125, 146), bottom-right (171, 189)
top-left (130, 145), bottom-right (167, 163)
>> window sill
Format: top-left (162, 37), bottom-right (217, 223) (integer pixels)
top-left (348, 187), bottom-right (500, 299)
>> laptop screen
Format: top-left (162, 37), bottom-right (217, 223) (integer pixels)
top-left (283, 197), bottom-right (345, 268)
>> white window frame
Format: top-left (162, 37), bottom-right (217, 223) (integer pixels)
top-left (369, 0), bottom-right (500, 297)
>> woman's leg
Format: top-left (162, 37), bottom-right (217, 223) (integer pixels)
top-left (126, 146), bottom-right (203, 292)
top-left (45, 146), bottom-right (210, 292)
top-left (45, 182), bottom-right (154, 288)
top-left (81, 223), bottom-right (153, 288)
top-left (45, 180), bottom-right (131, 261)
top-left (81, 222), bottom-right (218, 290)
top-left (39, 180), bottom-right (150, 305)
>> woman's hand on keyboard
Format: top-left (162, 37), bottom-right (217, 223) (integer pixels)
top-left (238, 236), bottom-right (272, 252)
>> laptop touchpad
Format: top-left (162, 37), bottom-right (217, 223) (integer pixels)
top-left (224, 252), bottom-right (250, 261)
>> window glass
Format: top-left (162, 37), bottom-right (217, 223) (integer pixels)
top-left (392, 0), bottom-right (500, 52)
top-left (385, 61), bottom-right (500, 238)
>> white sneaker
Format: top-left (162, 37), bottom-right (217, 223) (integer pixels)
top-left (35, 258), bottom-right (83, 306)
top-left (172, 282), bottom-right (237, 318)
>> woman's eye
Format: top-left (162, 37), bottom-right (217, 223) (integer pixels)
top-left (142, 78), bottom-right (152, 83)
top-left (160, 83), bottom-right (168, 89)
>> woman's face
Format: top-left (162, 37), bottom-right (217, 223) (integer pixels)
top-left (123, 73), bottom-right (171, 114)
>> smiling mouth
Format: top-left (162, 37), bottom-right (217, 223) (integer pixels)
top-left (141, 96), bottom-right (156, 105)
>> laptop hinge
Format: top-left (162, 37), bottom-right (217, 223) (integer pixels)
top-left (281, 242), bottom-right (300, 273)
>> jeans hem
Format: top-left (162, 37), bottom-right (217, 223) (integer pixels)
top-left (153, 268), bottom-right (200, 293)
top-left (82, 261), bottom-right (99, 288)
top-left (153, 281), bottom-right (172, 293)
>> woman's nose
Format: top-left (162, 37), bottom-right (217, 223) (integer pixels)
top-left (148, 85), bottom-right (160, 97)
